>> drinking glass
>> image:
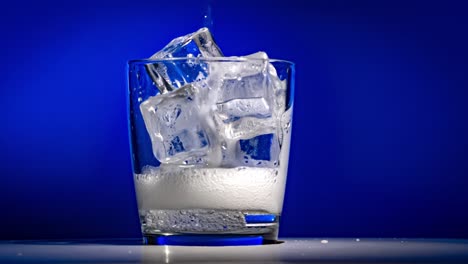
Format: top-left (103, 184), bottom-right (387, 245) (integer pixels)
top-left (127, 58), bottom-right (294, 245)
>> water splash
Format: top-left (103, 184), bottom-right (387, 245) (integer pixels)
top-left (203, 0), bottom-right (214, 32)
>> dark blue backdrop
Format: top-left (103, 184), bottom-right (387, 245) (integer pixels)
top-left (1, 0), bottom-right (467, 239)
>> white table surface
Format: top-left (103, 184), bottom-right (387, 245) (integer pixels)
top-left (1, 238), bottom-right (468, 263)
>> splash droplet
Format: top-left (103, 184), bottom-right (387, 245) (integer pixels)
top-left (202, 0), bottom-right (214, 32)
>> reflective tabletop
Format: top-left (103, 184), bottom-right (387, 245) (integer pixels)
top-left (1, 238), bottom-right (468, 263)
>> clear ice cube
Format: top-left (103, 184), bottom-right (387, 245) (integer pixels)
top-left (150, 27), bottom-right (223, 59)
top-left (216, 98), bottom-right (271, 122)
top-left (140, 84), bottom-right (210, 164)
top-left (147, 28), bottom-right (223, 92)
top-left (209, 52), bottom-right (267, 80)
top-left (216, 72), bottom-right (270, 105)
top-left (209, 52), bottom-right (282, 140)
top-left (238, 133), bottom-right (280, 167)
top-left (141, 37), bottom-right (287, 168)
top-left (222, 117), bottom-right (276, 140)
top-left (268, 62), bottom-right (288, 115)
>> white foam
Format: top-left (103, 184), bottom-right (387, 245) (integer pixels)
top-left (135, 166), bottom-right (283, 213)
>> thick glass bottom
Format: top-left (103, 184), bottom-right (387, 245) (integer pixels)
top-left (139, 209), bottom-right (281, 245)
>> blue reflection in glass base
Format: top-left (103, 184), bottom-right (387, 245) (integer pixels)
top-left (245, 214), bottom-right (276, 223)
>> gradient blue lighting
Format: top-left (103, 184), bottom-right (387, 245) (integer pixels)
top-left (1, 0), bottom-right (468, 240)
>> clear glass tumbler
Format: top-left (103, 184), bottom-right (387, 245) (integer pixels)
top-left (127, 57), bottom-right (294, 245)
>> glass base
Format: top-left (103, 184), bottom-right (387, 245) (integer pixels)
top-left (139, 209), bottom-right (281, 245)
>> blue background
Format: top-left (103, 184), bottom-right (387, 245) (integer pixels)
top-left (1, 0), bottom-right (468, 239)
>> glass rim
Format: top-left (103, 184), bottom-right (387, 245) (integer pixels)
top-left (128, 57), bottom-right (294, 66)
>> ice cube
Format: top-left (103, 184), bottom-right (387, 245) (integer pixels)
top-left (208, 52), bottom-right (282, 140)
top-left (278, 105), bottom-right (293, 147)
top-left (222, 117), bottom-right (276, 140)
top-left (216, 98), bottom-right (271, 122)
top-left (150, 27), bottom-right (223, 59)
top-left (268, 62), bottom-right (288, 115)
top-left (238, 133), bottom-right (280, 167)
top-left (216, 71), bottom-right (270, 105)
top-left (140, 84), bottom-right (210, 164)
top-left (209, 52), bottom-right (267, 80)
top-left (147, 28), bottom-right (223, 92)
